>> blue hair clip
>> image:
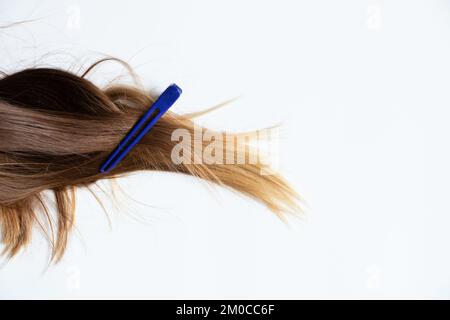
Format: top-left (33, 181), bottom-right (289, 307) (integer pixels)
top-left (100, 83), bottom-right (182, 173)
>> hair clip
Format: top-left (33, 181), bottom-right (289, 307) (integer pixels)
top-left (100, 84), bottom-right (182, 173)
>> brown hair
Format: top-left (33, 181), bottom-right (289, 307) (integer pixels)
top-left (0, 61), bottom-right (301, 262)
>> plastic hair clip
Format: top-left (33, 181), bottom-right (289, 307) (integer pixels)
top-left (100, 83), bottom-right (182, 173)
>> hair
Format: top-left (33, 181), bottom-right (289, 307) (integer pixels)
top-left (0, 60), bottom-right (301, 262)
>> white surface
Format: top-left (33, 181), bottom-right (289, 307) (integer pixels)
top-left (1, 0), bottom-right (450, 299)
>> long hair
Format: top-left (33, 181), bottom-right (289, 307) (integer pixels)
top-left (0, 61), bottom-right (301, 262)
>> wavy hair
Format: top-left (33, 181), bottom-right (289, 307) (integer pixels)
top-left (0, 60), bottom-right (301, 262)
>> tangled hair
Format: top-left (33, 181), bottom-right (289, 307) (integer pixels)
top-left (0, 60), bottom-right (300, 262)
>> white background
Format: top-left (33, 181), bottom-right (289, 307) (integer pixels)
top-left (1, 0), bottom-right (450, 299)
